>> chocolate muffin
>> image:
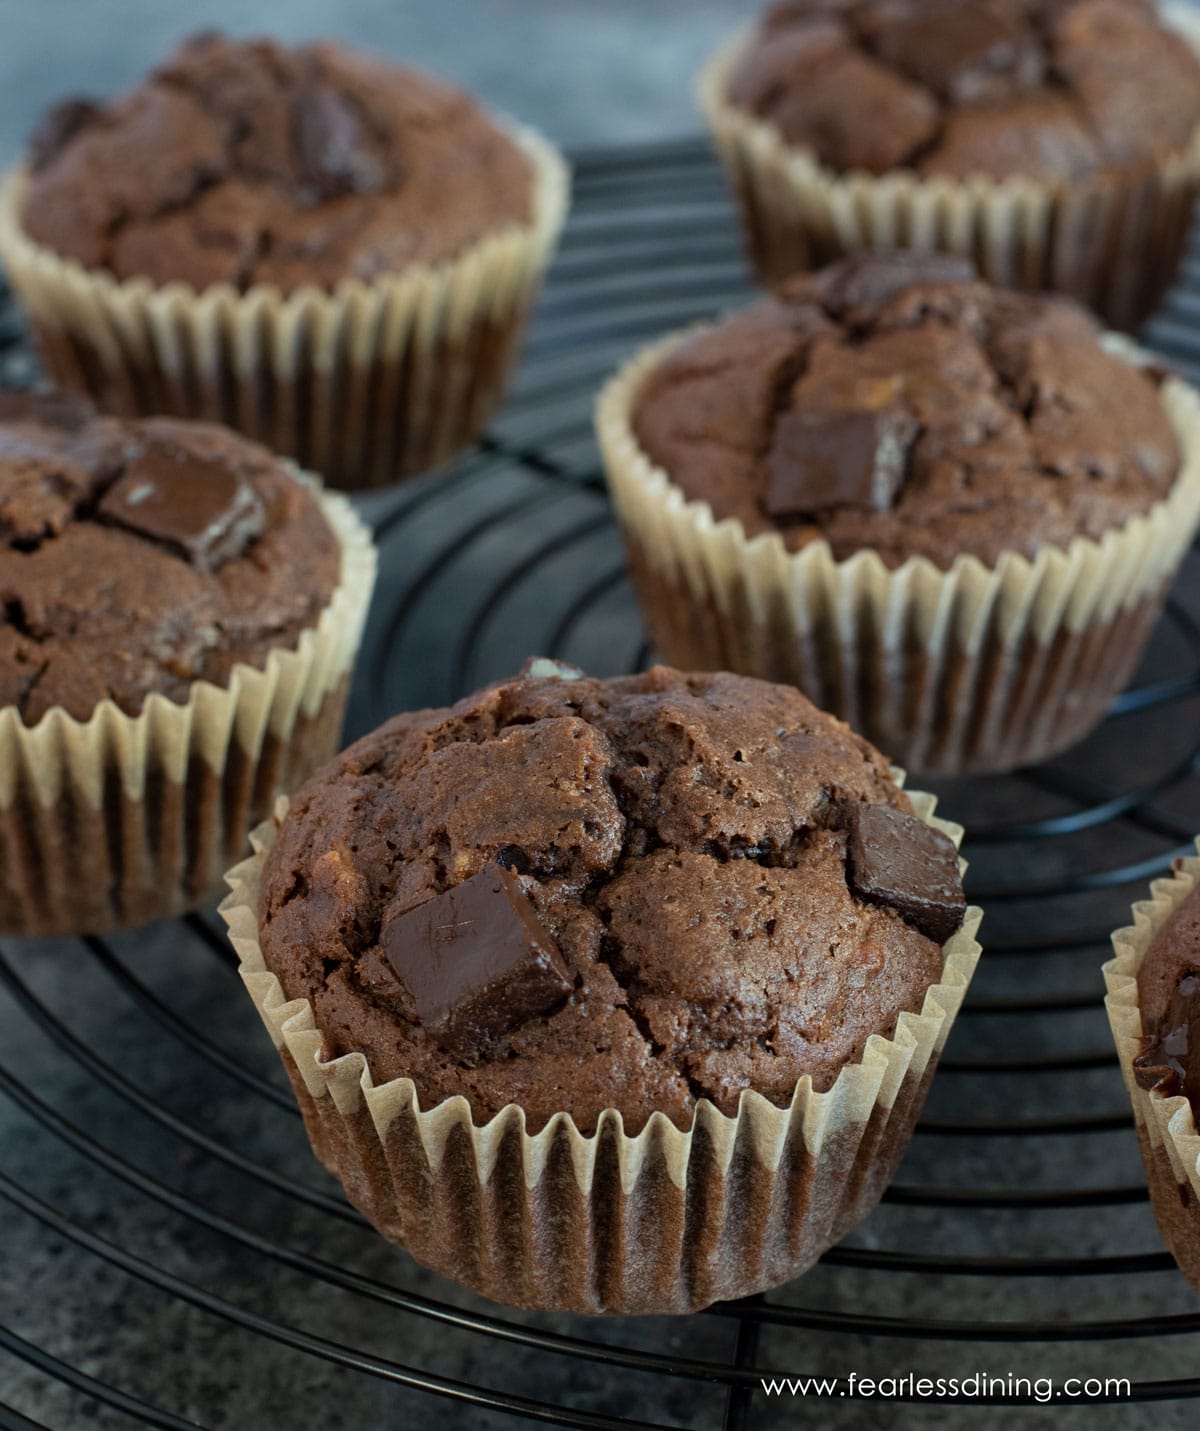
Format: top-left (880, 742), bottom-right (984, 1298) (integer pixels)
top-left (1106, 857), bottom-right (1200, 1294)
top-left (631, 252), bottom-right (1179, 572)
top-left (0, 393), bottom-right (376, 935)
top-left (728, 0), bottom-right (1200, 183)
top-left (0, 393), bottom-right (339, 722)
top-left (21, 34), bottom-right (534, 293)
top-left (1133, 886), bottom-right (1200, 1108)
top-left (597, 252), bottom-right (1200, 774)
top-left (228, 662), bottom-right (979, 1312)
top-left (699, 0), bottom-right (1200, 326)
top-left (258, 663), bottom-right (963, 1134)
top-left (0, 34), bottom-right (569, 488)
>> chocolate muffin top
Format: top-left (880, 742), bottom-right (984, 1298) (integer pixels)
top-left (20, 33), bottom-right (534, 293)
top-left (0, 393), bottom-right (341, 723)
top-left (631, 252), bottom-right (1181, 570)
top-left (727, 0), bottom-right (1200, 182)
top-left (1134, 881), bottom-right (1200, 1114)
top-left (257, 663), bottom-right (966, 1135)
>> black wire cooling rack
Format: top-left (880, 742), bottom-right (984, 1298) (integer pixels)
top-left (6, 139), bottom-right (1200, 1431)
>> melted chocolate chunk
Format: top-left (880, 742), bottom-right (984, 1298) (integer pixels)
top-left (294, 83), bottom-right (385, 202)
top-left (767, 408), bottom-right (917, 518)
top-left (27, 97), bottom-right (102, 173)
top-left (1134, 971), bottom-right (1200, 1098)
top-left (379, 863), bottom-right (572, 1059)
top-left (97, 439), bottom-right (266, 570)
top-left (845, 803), bottom-right (965, 945)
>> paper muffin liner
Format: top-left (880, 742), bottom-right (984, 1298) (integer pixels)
top-left (1105, 846), bottom-right (1200, 1290)
top-left (595, 331), bottom-right (1200, 777)
top-left (220, 783), bottom-right (981, 1316)
top-left (0, 474), bottom-right (376, 936)
top-left (697, 6), bottom-right (1200, 331)
top-left (0, 122), bottom-right (569, 491)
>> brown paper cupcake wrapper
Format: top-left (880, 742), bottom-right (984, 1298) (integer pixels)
top-left (220, 785), bottom-right (981, 1316)
top-left (1105, 847), bottom-right (1200, 1289)
top-left (697, 6), bottom-right (1200, 331)
top-left (0, 474), bottom-right (376, 936)
top-left (595, 332), bottom-right (1200, 776)
top-left (0, 123), bottom-right (569, 491)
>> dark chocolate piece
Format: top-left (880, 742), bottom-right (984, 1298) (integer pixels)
top-left (845, 803), bottom-right (965, 945)
top-left (766, 408), bottom-right (916, 518)
top-left (294, 83), bottom-right (385, 202)
top-left (379, 863), bottom-right (572, 1058)
top-left (97, 439), bottom-right (266, 570)
top-left (1134, 971), bottom-right (1200, 1098)
top-left (27, 97), bottom-right (102, 172)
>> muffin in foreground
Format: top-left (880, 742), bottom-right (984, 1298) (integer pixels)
top-left (1106, 848), bottom-right (1200, 1290)
top-left (0, 33), bottom-right (569, 490)
top-left (596, 252), bottom-right (1200, 775)
top-left (0, 393), bottom-right (375, 935)
top-left (699, 0), bottom-right (1200, 329)
top-left (222, 662), bottom-right (981, 1314)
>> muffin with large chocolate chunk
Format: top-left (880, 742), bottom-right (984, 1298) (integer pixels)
top-left (0, 393), bottom-right (375, 935)
top-left (597, 252), bottom-right (1200, 774)
top-left (225, 663), bottom-right (981, 1312)
top-left (699, 0), bottom-right (1200, 327)
top-left (1107, 856), bottom-right (1200, 1294)
top-left (0, 33), bottom-right (568, 488)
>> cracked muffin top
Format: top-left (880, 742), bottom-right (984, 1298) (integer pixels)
top-left (726, 0), bottom-right (1200, 183)
top-left (20, 32), bottom-right (534, 293)
top-left (630, 252), bottom-right (1181, 570)
top-left (0, 393), bottom-right (340, 724)
top-left (257, 663), bottom-right (966, 1135)
top-left (1134, 881), bottom-right (1200, 1114)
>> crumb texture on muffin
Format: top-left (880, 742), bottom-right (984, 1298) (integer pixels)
top-left (21, 33), bottom-right (533, 291)
top-left (727, 0), bottom-right (1200, 181)
top-left (0, 393), bottom-right (340, 722)
top-left (257, 666), bottom-right (961, 1135)
top-left (631, 252), bottom-right (1181, 570)
top-left (1134, 882), bottom-right (1200, 1108)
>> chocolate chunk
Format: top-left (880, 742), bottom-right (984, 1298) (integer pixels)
top-left (845, 803), bottom-right (965, 945)
top-left (294, 84), bottom-right (385, 202)
top-left (767, 408), bottom-right (917, 518)
top-left (379, 863), bottom-right (572, 1058)
top-left (27, 97), bottom-right (102, 172)
top-left (1134, 971), bottom-right (1200, 1097)
top-left (519, 656), bottom-right (585, 682)
top-left (97, 439), bottom-right (266, 570)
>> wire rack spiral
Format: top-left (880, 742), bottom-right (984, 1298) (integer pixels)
top-left (5, 139), bottom-right (1200, 1430)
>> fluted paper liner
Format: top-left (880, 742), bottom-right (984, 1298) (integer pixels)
top-left (0, 122), bottom-right (569, 490)
top-left (0, 474), bottom-right (376, 935)
top-left (697, 5), bottom-right (1200, 331)
top-left (1106, 846), bottom-right (1200, 1289)
top-left (220, 785), bottom-right (981, 1315)
top-left (596, 331), bottom-right (1200, 775)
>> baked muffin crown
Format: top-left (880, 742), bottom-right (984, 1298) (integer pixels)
top-left (728, 0), bottom-right (1200, 181)
top-left (0, 393), bottom-right (340, 722)
top-left (631, 252), bottom-right (1180, 570)
top-left (258, 664), bottom-right (964, 1134)
top-left (21, 32), bottom-right (534, 292)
